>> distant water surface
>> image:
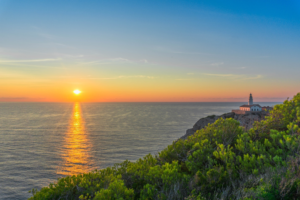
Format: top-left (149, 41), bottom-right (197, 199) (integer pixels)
top-left (0, 102), bottom-right (279, 199)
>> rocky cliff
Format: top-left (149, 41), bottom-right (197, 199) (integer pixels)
top-left (180, 111), bottom-right (269, 140)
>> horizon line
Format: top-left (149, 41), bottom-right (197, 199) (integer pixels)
top-left (0, 101), bottom-right (284, 103)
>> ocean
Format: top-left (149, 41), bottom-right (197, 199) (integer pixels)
top-left (0, 102), bottom-right (279, 199)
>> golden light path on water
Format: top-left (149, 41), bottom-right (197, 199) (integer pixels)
top-left (58, 102), bottom-right (94, 176)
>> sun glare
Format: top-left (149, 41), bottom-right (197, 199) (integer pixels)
top-left (73, 89), bottom-right (81, 95)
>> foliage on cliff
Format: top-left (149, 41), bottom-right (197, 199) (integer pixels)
top-left (29, 93), bottom-right (300, 200)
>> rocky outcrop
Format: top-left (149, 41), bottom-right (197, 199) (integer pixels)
top-left (180, 111), bottom-right (269, 140)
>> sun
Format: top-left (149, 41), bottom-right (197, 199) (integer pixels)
top-left (73, 89), bottom-right (81, 95)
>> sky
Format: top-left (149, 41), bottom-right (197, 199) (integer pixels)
top-left (0, 0), bottom-right (300, 102)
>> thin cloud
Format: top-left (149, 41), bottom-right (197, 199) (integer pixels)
top-left (176, 78), bottom-right (193, 81)
top-left (210, 62), bottom-right (224, 66)
top-left (81, 57), bottom-right (150, 65)
top-left (0, 58), bottom-right (61, 63)
top-left (55, 53), bottom-right (85, 58)
top-left (154, 47), bottom-right (212, 55)
top-left (109, 58), bottom-right (131, 62)
top-left (203, 73), bottom-right (263, 80)
top-left (0, 62), bottom-right (66, 69)
top-left (187, 73), bottom-right (194, 75)
top-left (203, 73), bottom-right (241, 77)
top-left (243, 74), bottom-right (263, 80)
top-left (89, 75), bottom-right (157, 80)
top-left (43, 42), bottom-right (77, 50)
top-left (32, 26), bottom-right (55, 39)
top-left (0, 47), bottom-right (42, 58)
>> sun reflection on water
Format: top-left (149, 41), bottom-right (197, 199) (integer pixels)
top-left (58, 102), bottom-right (94, 176)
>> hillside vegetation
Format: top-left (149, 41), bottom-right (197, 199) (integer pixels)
top-left (29, 93), bottom-right (300, 200)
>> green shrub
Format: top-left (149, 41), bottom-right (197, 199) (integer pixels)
top-left (93, 177), bottom-right (134, 200)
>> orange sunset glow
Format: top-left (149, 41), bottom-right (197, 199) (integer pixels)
top-left (0, 77), bottom-right (295, 102)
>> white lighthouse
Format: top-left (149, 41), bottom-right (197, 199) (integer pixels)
top-left (238, 93), bottom-right (262, 111)
top-left (232, 93), bottom-right (272, 114)
top-left (248, 93), bottom-right (253, 105)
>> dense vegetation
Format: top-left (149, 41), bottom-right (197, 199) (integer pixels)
top-left (29, 93), bottom-right (300, 200)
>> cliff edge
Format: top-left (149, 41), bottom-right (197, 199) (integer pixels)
top-left (180, 111), bottom-right (269, 140)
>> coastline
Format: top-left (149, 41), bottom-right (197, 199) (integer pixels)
top-left (180, 111), bottom-right (270, 140)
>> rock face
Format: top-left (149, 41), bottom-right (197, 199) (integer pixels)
top-left (180, 111), bottom-right (269, 140)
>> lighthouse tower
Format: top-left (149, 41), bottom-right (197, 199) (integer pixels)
top-left (248, 93), bottom-right (253, 105)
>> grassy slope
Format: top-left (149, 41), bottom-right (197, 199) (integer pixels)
top-left (29, 93), bottom-right (300, 200)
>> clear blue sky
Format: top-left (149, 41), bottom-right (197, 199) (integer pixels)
top-left (0, 0), bottom-right (299, 102)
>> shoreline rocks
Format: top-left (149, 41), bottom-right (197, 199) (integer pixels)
top-left (180, 111), bottom-right (269, 140)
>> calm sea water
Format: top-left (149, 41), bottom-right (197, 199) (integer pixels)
top-left (0, 102), bottom-right (279, 199)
